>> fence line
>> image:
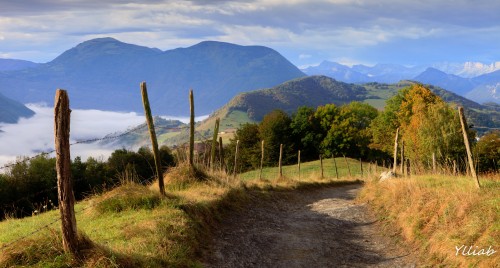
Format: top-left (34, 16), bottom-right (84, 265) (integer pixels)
top-left (0, 215), bottom-right (61, 251)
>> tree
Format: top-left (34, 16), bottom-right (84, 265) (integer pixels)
top-left (319, 102), bottom-right (377, 158)
top-left (225, 123), bottom-right (261, 172)
top-left (290, 106), bottom-right (322, 161)
top-left (474, 130), bottom-right (500, 172)
top-left (259, 110), bottom-right (295, 165)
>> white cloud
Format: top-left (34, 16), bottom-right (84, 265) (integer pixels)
top-left (0, 105), bottom-right (207, 168)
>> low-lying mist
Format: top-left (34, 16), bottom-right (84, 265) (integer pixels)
top-left (0, 104), bottom-right (208, 168)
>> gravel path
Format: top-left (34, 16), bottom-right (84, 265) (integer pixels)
top-left (203, 184), bottom-right (417, 268)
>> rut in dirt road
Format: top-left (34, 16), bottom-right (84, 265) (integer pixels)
top-left (203, 183), bottom-right (416, 268)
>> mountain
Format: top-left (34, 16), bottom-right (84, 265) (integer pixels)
top-left (413, 68), bottom-right (476, 96)
top-left (0, 59), bottom-right (39, 71)
top-left (302, 61), bottom-right (369, 83)
top-left (208, 75), bottom-right (369, 123)
top-left (351, 63), bottom-right (426, 83)
top-left (106, 77), bottom-right (499, 148)
top-left (301, 61), bottom-right (425, 84)
top-left (432, 62), bottom-right (500, 78)
top-left (0, 38), bottom-right (305, 115)
top-left (0, 93), bottom-right (34, 123)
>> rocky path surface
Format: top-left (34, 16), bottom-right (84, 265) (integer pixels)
top-left (203, 184), bottom-right (417, 268)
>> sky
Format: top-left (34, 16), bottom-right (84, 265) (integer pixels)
top-left (1, 0), bottom-right (499, 67)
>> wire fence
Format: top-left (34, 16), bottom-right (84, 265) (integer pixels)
top-left (0, 118), bottom-right (210, 251)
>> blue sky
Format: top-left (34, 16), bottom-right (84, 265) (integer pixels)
top-left (0, 0), bottom-right (499, 67)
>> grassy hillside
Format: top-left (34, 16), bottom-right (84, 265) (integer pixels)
top-left (359, 175), bottom-right (499, 267)
top-left (0, 161), bottom-right (360, 267)
top-left (107, 77), bottom-right (500, 148)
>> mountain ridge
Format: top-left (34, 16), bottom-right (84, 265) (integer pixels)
top-left (0, 38), bottom-right (305, 116)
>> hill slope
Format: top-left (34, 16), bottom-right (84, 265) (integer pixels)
top-left (0, 93), bottom-right (34, 123)
top-left (0, 38), bottom-right (305, 115)
top-left (0, 59), bottom-right (39, 71)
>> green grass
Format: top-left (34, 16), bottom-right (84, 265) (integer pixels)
top-left (0, 161), bottom-right (362, 267)
top-left (240, 157), bottom-right (380, 181)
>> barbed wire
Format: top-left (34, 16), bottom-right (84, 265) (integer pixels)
top-left (0, 215), bottom-right (61, 251)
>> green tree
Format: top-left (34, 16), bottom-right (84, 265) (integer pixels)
top-left (258, 110), bottom-right (295, 165)
top-left (474, 130), bottom-right (500, 172)
top-left (226, 123), bottom-right (261, 172)
top-left (319, 102), bottom-right (377, 158)
top-left (290, 106), bottom-right (322, 161)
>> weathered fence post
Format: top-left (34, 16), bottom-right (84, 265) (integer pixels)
top-left (406, 159), bottom-right (411, 177)
top-left (458, 107), bottom-right (480, 188)
top-left (141, 82), bottom-right (165, 196)
top-left (218, 137), bottom-right (225, 172)
top-left (320, 155), bottom-right (324, 179)
top-left (359, 158), bottom-right (363, 177)
top-left (344, 155), bottom-right (352, 177)
top-left (189, 89), bottom-right (195, 168)
top-left (432, 152), bottom-right (436, 174)
top-left (210, 118), bottom-right (220, 171)
top-left (393, 128), bottom-right (399, 174)
top-left (400, 141), bottom-right (405, 175)
top-left (233, 140), bottom-right (239, 179)
top-left (54, 89), bottom-right (79, 257)
top-left (453, 159), bottom-right (457, 175)
top-left (298, 150), bottom-right (301, 180)
top-left (333, 157), bottom-right (339, 179)
top-left (278, 144), bottom-right (283, 178)
top-left (259, 140), bottom-right (264, 180)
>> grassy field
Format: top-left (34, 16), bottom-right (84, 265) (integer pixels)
top-left (239, 157), bottom-right (379, 181)
top-left (0, 161), bottom-right (360, 267)
top-left (358, 174), bottom-right (500, 267)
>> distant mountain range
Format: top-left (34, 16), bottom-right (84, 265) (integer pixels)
top-left (0, 92), bottom-right (34, 123)
top-left (302, 61), bottom-right (500, 104)
top-left (0, 38), bottom-right (305, 116)
top-left (0, 59), bottom-right (39, 71)
top-left (106, 75), bottom-right (498, 148)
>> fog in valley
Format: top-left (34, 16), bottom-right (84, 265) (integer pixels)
top-left (0, 104), bottom-right (207, 168)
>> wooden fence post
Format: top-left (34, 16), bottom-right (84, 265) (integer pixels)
top-left (400, 141), bottom-right (405, 174)
top-left (453, 160), bottom-right (457, 175)
top-left (432, 152), bottom-right (436, 174)
top-left (233, 140), bottom-right (239, 179)
top-left (259, 140), bottom-right (264, 180)
top-left (54, 89), bottom-right (79, 257)
top-left (333, 157), bottom-right (339, 179)
top-left (458, 107), bottom-right (480, 188)
top-left (320, 155), bottom-right (324, 179)
top-left (393, 128), bottom-right (399, 174)
top-left (278, 144), bottom-right (283, 178)
top-left (141, 82), bottom-right (165, 196)
top-left (359, 158), bottom-right (363, 177)
top-left (218, 137), bottom-right (225, 172)
top-left (298, 150), bottom-right (301, 180)
top-left (189, 89), bottom-right (195, 168)
top-left (210, 118), bottom-right (220, 171)
top-left (344, 155), bottom-right (352, 177)
top-left (406, 159), bottom-right (411, 177)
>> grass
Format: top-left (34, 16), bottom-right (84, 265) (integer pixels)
top-left (358, 174), bottom-right (500, 267)
top-left (0, 159), bottom-right (361, 267)
top-left (240, 157), bottom-right (380, 181)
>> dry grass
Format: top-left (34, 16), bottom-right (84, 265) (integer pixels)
top-left (0, 159), bottom-right (361, 267)
top-left (358, 174), bottom-right (499, 267)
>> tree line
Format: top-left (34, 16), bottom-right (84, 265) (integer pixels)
top-left (223, 84), bottom-right (499, 174)
top-left (0, 146), bottom-right (175, 220)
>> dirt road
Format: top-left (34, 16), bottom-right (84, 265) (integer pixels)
top-left (203, 184), bottom-right (417, 268)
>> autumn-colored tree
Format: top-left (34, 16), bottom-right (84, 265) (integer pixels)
top-left (474, 130), bottom-right (500, 172)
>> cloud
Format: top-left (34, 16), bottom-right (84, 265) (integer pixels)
top-left (0, 0), bottom-right (499, 65)
top-left (0, 104), bottom-right (207, 168)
